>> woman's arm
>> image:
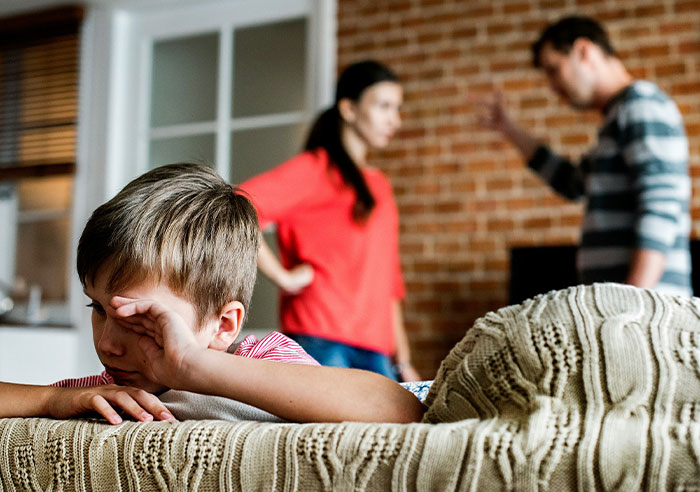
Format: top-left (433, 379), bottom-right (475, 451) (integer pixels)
top-left (257, 239), bottom-right (314, 294)
top-left (392, 300), bottom-right (422, 382)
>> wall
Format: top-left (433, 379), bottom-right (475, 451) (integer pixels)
top-left (336, 0), bottom-right (700, 376)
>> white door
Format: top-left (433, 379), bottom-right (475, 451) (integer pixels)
top-left (121, 0), bottom-right (335, 334)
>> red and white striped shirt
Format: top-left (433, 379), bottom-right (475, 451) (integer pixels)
top-left (53, 332), bottom-right (319, 388)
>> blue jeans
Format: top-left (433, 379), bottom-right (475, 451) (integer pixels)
top-left (288, 334), bottom-right (397, 380)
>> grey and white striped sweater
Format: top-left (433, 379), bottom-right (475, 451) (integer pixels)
top-left (529, 80), bottom-right (692, 296)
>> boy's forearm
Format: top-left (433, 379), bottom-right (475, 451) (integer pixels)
top-left (0, 382), bottom-right (56, 418)
top-left (177, 352), bottom-right (425, 423)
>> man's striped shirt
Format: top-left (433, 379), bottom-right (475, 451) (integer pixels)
top-left (529, 81), bottom-right (692, 296)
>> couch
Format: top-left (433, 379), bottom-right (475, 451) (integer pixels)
top-left (2, 283), bottom-right (700, 491)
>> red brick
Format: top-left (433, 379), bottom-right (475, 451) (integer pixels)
top-left (414, 183), bottom-right (440, 194)
top-left (659, 22), bottom-right (694, 35)
top-left (487, 217), bottom-right (517, 231)
top-left (435, 124), bottom-right (462, 136)
top-left (446, 219), bottom-right (479, 233)
top-left (465, 6), bottom-right (495, 17)
top-left (490, 59), bottom-right (530, 72)
top-left (435, 201), bottom-right (462, 213)
top-left (417, 32), bottom-right (444, 44)
top-left (539, 0), bottom-right (566, 8)
top-left (655, 62), bottom-right (687, 77)
top-left (433, 162), bottom-right (460, 174)
top-left (504, 3), bottom-right (531, 14)
top-left (524, 216), bottom-right (554, 228)
top-left (675, 0), bottom-right (700, 13)
top-left (561, 133), bottom-right (592, 146)
top-left (453, 26), bottom-right (477, 39)
top-left (634, 5), bottom-right (666, 16)
top-left (679, 41), bottom-right (700, 54)
top-left (595, 8), bottom-right (628, 21)
top-left (520, 97), bottom-right (549, 110)
top-left (454, 64), bottom-right (480, 76)
top-left (638, 44), bottom-right (672, 58)
top-left (502, 78), bottom-right (537, 91)
top-left (672, 81), bottom-right (700, 95)
top-left (487, 23), bottom-right (515, 36)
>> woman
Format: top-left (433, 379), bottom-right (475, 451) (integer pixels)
top-left (240, 60), bottom-right (420, 382)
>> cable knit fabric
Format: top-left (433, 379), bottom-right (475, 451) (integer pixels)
top-left (2, 283), bottom-right (700, 491)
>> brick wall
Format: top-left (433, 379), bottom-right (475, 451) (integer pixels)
top-left (336, 0), bottom-right (700, 377)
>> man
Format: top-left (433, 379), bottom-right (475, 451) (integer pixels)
top-left (474, 16), bottom-right (692, 296)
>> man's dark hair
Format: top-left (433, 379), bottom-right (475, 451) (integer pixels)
top-left (532, 16), bottom-right (617, 68)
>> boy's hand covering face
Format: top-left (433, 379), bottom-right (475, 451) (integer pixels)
top-left (110, 296), bottom-right (209, 390)
top-left (49, 384), bottom-right (176, 425)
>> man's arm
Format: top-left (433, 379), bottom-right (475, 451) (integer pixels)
top-left (0, 381), bottom-right (174, 424)
top-left (471, 90), bottom-right (540, 161)
top-left (472, 91), bottom-right (586, 200)
top-left (626, 249), bottom-right (666, 288)
top-left (620, 88), bottom-right (690, 290)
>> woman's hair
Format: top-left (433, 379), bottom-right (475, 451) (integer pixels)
top-left (304, 60), bottom-right (399, 221)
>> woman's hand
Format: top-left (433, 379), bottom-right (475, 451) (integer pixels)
top-left (47, 384), bottom-right (175, 425)
top-left (396, 362), bottom-right (422, 383)
top-left (258, 240), bottom-right (313, 294)
top-left (279, 263), bottom-right (314, 294)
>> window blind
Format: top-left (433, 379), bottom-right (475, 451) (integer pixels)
top-left (0, 6), bottom-right (83, 181)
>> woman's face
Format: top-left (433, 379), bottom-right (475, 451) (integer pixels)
top-left (342, 81), bottom-right (403, 149)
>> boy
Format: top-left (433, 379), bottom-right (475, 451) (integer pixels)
top-left (0, 163), bottom-right (424, 425)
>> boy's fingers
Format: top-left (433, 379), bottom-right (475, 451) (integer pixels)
top-left (110, 295), bottom-right (131, 306)
top-left (109, 390), bottom-right (155, 423)
top-left (113, 298), bottom-right (168, 319)
top-left (133, 391), bottom-right (176, 422)
top-left (138, 334), bottom-right (164, 357)
top-left (88, 394), bottom-right (123, 425)
top-left (114, 316), bottom-right (156, 335)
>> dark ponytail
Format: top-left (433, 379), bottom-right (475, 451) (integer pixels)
top-left (304, 60), bottom-right (398, 222)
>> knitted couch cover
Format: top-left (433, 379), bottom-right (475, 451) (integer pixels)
top-left (2, 283), bottom-right (700, 491)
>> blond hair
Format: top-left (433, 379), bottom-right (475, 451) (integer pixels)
top-left (77, 163), bottom-right (260, 326)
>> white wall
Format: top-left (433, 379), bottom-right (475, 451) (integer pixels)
top-left (0, 327), bottom-right (79, 384)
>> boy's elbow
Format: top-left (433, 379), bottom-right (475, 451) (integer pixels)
top-left (378, 387), bottom-right (426, 424)
top-left (395, 398), bottom-right (426, 423)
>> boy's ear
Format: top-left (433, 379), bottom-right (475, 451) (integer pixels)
top-left (208, 301), bottom-right (245, 351)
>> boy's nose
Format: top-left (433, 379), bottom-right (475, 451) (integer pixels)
top-left (97, 316), bottom-right (126, 356)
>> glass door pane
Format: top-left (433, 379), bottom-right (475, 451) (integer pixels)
top-left (230, 123), bottom-right (307, 183)
top-left (232, 18), bottom-right (307, 117)
top-left (8, 176), bottom-right (73, 326)
top-left (150, 33), bottom-right (219, 126)
top-left (149, 134), bottom-right (216, 169)
top-left (232, 123), bottom-right (307, 332)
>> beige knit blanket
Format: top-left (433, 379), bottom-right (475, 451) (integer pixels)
top-left (2, 283), bottom-right (700, 491)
